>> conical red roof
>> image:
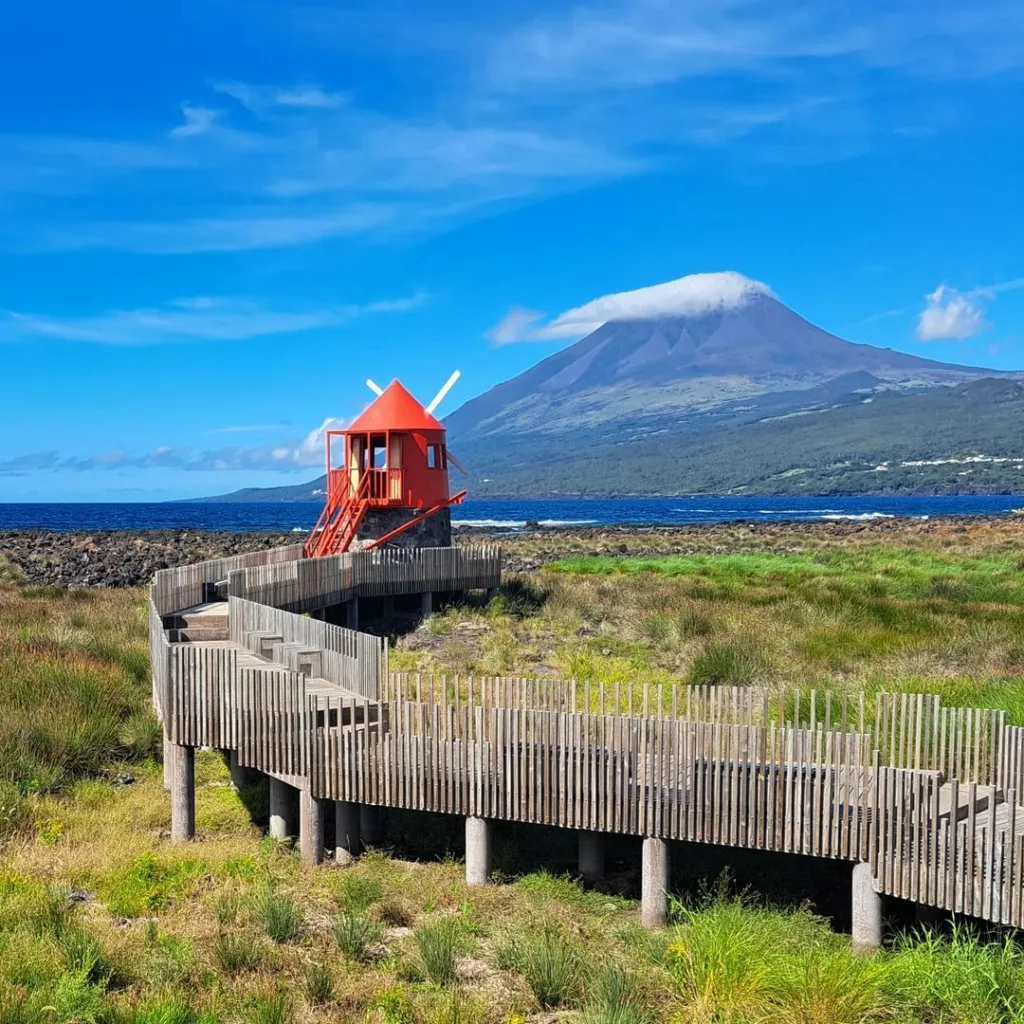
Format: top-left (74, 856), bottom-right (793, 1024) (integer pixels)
top-left (347, 380), bottom-right (444, 433)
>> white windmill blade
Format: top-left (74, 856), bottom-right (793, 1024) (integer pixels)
top-left (447, 450), bottom-right (469, 476)
top-left (425, 369), bottom-right (460, 415)
top-left (365, 378), bottom-right (384, 396)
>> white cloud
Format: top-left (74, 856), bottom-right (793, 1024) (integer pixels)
top-left (2, 292), bottom-right (425, 345)
top-left (487, 271), bottom-right (774, 344)
top-left (170, 105), bottom-right (220, 138)
top-left (916, 284), bottom-right (986, 341)
top-left (212, 80), bottom-right (347, 113)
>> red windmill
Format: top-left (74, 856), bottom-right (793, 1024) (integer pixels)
top-left (304, 372), bottom-right (467, 558)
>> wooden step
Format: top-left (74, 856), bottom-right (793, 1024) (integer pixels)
top-left (169, 626), bottom-right (230, 642)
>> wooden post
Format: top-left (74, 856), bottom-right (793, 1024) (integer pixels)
top-left (299, 789), bottom-right (325, 865)
top-left (170, 744), bottom-right (195, 842)
top-left (162, 734), bottom-right (174, 792)
top-left (465, 817), bottom-right (491, 886)
top-left (335, 800), bottom-right (361, 866)
top-left (641, 837), bottom-right (669, 928)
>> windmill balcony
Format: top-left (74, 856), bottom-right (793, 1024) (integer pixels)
top-left (327, 467), bottom-right (405, 507)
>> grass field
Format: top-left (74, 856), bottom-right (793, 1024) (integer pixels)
top-left (5, 523), bottom-right (1024, 1022)
top-left (397, 538), bottom-right (1024, 723)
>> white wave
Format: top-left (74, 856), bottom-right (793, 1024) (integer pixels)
top-left (672, 508), bottom-right (718, 512)
top-left (819, 512), bottom-right (896, 521)
top-left (537, 519), bottom-right (598, 526)
top-left (452, 518), bottom-right (526, 528)
top-left (757, 509), bottom-right (843, 514)
top-left (291, 526), bottom-right (304, 532)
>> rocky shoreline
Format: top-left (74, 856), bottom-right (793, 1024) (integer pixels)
top-left (0, 530), bottom-right (299, 588)
top-left (1, 514), bottom-right (1020, 588)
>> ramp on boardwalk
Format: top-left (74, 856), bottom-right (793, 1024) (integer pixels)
top-left (149, 545), bottom-right (1024, 933)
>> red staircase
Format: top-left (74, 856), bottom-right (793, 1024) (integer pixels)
top-left (304, 475), bottom-right (371, 558)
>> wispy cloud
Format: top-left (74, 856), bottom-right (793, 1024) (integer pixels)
top-left (0, 1), bottom-right (1020, 254)
top-left (204, 423), bottom-right (292, 436)
top-left (212, 80), bottom-right (348, 112)
top-left (487, 271), bottom-right (773, 344)
top-left (1, 292), bottom-right (427, 344)
top-left (170, 105), bottom-right (221, 138)
top-left (1, 414), bottom-right (352, 477)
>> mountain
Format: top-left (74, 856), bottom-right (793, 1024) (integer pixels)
top-left (197, 276), bottom-right (1024, 500)
top-left (445, 290), bottom-right (998, 444)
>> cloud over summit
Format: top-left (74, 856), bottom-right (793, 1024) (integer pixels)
top-left (487, 271), bottom-right (774, 344)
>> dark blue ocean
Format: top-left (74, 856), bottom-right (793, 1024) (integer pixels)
top-left (0, 495), bottom-right (1022, 532)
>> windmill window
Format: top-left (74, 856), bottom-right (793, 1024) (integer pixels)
top-left (371, 435), bottom-right (387, 469)
top-left (427, 443), bottom-right (444, 470)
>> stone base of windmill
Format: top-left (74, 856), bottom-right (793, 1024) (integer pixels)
top-left (352, 507), bottom-right (452, 550)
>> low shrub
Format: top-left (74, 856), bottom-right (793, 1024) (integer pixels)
top-left (102, 853), bottom-right (203, 918)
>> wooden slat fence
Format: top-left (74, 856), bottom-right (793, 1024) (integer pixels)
top-left (312, 699), bottom-right (876, 860)
top-left (229, 596), bottom-right (385, 698)
top-left (870, 769), bottom-right (1022, 925)
top-left (387, 675), bottom-right (1010, 785)
top-left (151, 544), bottom-right (304, 616)
top-left (228, 544), bottom-right (501, 614)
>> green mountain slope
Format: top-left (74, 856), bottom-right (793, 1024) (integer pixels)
top-left (457, 378), bottom-right (1024, 496)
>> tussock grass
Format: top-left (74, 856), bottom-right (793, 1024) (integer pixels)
top-left (497, 921), bottom-right (586, 1009)
top-left (332, 909), bottom-right (384, 962)
top-left (413, 917), bottom-right (467, 986)
top-left (213, 930), bottom-right (265, 974)
top-left (253, 886), bottom-right (303, 943)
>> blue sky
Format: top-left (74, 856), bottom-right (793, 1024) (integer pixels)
top-left (1, 0), bottom-right (1022, 501)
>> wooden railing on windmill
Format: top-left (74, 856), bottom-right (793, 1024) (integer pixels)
top-left (305, 371), bottom-right (468, 558)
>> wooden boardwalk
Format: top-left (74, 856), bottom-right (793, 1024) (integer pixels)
top-left (150, 544), bottom-right (1024, 938)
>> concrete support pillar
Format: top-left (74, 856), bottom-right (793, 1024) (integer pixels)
top-left (382, 596), bottom-right (394, 618)
top-left (360, 805), bottom-right (383, 846)
top-left (269, 778), bottom-right (295, 840)
top-left (299, 790), bottom-right (325, 865)
top-left (162, 734), bottom-right (174, 791)
top-left (346, 598), bottom-right (359, 631)
top-left (335, 800), bottom-right (361, 866)
top-left (578, 832), bottom-right (605, 883)
top-left (229, 750), bottom-right (254, 790)
top-left (421, 591), bottom-right (433, 617)
top-left (641, 837), bottom-right (669, 928)
top-left (170, 744), bottom-right (195, 842)
top-left (852, 862), bottom-right (883, 953)
top-left (486, 587), bottom-right (499, 602)
top-left (465, 817), bottom-right (491, 887)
